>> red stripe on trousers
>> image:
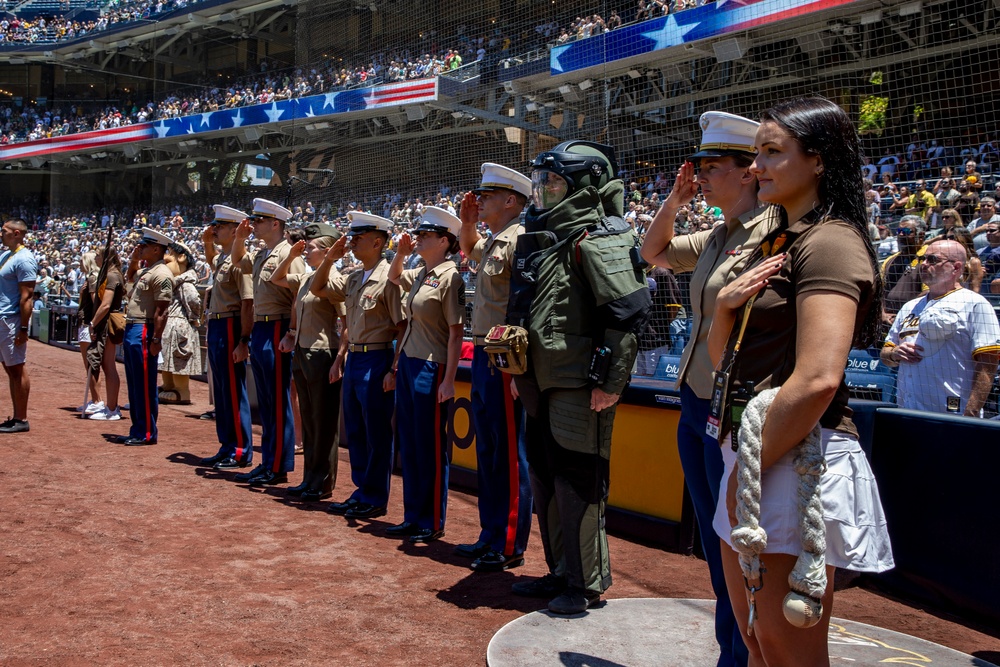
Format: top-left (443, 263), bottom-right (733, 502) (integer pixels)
top-left (433, 364), bottom-right (443, 531)
top-left (142, 324), bottom-right (152, 441)
top-left (227, 319), bottom-right (245, 459)
top-left (272, 321), bottom-right (284, 472)
top-left (502, 375), bottom-right (519, 556)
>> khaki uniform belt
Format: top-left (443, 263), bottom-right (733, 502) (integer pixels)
top-left (207, 311), bottom-right (240, 320)
top-left (125, 317), bottom-right (153, 324)
top-left (348, 342), bottom-right (393, 352)
top-left (254, 314), bottom-right (290, 322)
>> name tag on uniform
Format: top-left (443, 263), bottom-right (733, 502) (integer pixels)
top-left (423, 277), bottom-right (441, 289)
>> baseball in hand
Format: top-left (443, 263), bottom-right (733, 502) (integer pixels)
top-left (782, 591), bottom-right (823, 628)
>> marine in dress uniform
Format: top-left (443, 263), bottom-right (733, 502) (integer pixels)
top-left (230, 198), bottom-right (306, 486)
top-left (509, 142), bottom-right (650, 614)
top-left (120, 227), bottom-right (175, 446)
top-left (311, 212), bottom-right (405, 520)
top-left (455, 163), bottom-right (534, 572)
top-left (271, 223), bottom-right (348, 502)
top-left (386, 207), bottom-right (466, 543)
top-left (199, 205), bottom-right (255, 470)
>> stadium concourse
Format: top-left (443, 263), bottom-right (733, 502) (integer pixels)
top-left (0, 340), bottom-right (997, 665)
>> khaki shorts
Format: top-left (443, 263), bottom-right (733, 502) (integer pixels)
top-left (0, 315), bottom-right (27, 366)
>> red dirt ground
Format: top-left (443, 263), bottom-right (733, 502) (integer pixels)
top-left (0, 341), bottom-right (998, 666)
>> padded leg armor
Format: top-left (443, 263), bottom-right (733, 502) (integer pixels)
top-left (526, 387), bottom-right (614, 595)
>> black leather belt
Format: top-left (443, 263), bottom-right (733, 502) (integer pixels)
top-left (254, 314), bottom-right (290, 322)
top-left (348, 342), bottom-right (393, 352)
top-left (208, 311), bottom-right (240, 320)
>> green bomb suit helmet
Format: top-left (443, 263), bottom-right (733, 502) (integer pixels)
top-left (530, 141), bottom-right (620, 211)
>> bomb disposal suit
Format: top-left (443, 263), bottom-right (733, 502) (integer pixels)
top-left (509, 141), bottom-right (650, 606)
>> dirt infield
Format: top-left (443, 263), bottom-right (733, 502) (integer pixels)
top-left (0, 341), bottom-right (997, 666)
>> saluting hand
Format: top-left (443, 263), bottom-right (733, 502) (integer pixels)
top-left (234, 219), bottom-right (252, 242)
top-left (288, 239), bottom-right (306, 258)
top-left (397, 232), bottom-right (414, 256)
top-left (459, 191), bottom-right (479, 226)
top-left (663, 161), bottom-right (698, 208)
top-left (201, 226), bottom-right (215, 248)
top-left (326, 235), bottom-right (348, 263)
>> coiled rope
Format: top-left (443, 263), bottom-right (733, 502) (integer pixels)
top-left (731, 386), bottom-right (828, 629)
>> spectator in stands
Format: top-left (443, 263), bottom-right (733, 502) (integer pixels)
top-left (975, 221), bottom-right (1000, 294)
top-left (877, 150), bottom-right (900, 181)
top-left (882, 215), bottom-right (926, 330)
top-left (907, 179), bottom-right (937, 225)
top-left (875, 224), bottom-right (897, 260)
top-left (955, 180), bottom-right (979, 225)
top-left (963, 160), bottom-right (984, 192)
top-left (941, 226), bottom-right (984, 292)
top-left (969, 198), bottom-right (1000, 251)
top-left (888, 185), bottom-right (911, 217)
top-left (882, 239), bottom-right (1000, 416)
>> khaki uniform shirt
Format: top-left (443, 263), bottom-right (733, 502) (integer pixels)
top-left (286, 272), bottom-right (346, 350)
top-left (468, 219), bottom-right (521, 337)
top-left (238, 240), bottom-right (305, 317)
top-left (208, 252), bottom-right (252, 314)
top-left (399, 263), bottom-right (465, 362)
top-left (663, 207), bottom-right (777, 398)
top-left (125, 260), bottom-right (174, 319)
top-left (318, 259), bottom-right (404, 344)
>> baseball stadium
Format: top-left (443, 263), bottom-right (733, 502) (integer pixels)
top-left (1, 0), bottom-right (999, 663)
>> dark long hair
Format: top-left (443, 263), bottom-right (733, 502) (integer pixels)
top-left (760, 96), bottom-right (884, 348)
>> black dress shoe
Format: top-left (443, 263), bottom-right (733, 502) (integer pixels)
top-left (300, 488), bottom-right (333, 502)
top-left (326, 498), bottom-right (361, 515)
top-left (409, 528), bottom-right (444, 544)
top-left (214, 457), bottom-right (249, 470)
top-left (471, 550), bottom-right (525, 572)
top-left (123, 437), bottom-right (156, 446)
top-left (234, 464), bottom-right (266, 482)
top-left (199, 452), bottom-right (227, 467)
top-left (344, 503), bottom-right (387, 520)
top-left (454, 540), bottom-right (491, 559)
top-left (384, 521), bottom-right (420, 538)
top-left (247, 471), bottom-right (288, 487)
top-left (286, 481), bottom-right (311, 497)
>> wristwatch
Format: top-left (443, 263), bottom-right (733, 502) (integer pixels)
top-left (152, 337), bottom-right (162, 343)
top-left (240, 335), bottom-right (251, 344)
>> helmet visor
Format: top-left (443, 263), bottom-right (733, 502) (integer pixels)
top-left (531, 170), bottom-right (569, 211)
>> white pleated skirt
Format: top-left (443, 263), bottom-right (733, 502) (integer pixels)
top-left (713, 428), bottom-right (895, 573)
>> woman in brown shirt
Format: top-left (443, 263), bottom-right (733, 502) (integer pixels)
top-left (708, 97), bottom-right (894, 665)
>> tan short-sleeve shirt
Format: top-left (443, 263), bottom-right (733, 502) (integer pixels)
top-left (664, 207), bottom-right (778, 398)
top-left (126, 261), bottom-right (174, 319)
top-left (208, 252), bottom-right (253, 314)
top-left (398, 263), bottom-right (465, 362)
top-left (316, 259), bottom-right (404, 345)
top-left (468, 219), bottom-right (521, 336)
top-left (238, 240), bottom-right (305, 317)
top-left (286, 272), bottom-right (345, 350)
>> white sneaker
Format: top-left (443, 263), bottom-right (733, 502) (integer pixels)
top-left (89, 407), bottom-right (121, 421)
top-left (83, 401), bottom-right (106, 415)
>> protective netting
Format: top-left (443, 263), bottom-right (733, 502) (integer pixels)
top-left (1, 0), bottom-right (999, 413)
